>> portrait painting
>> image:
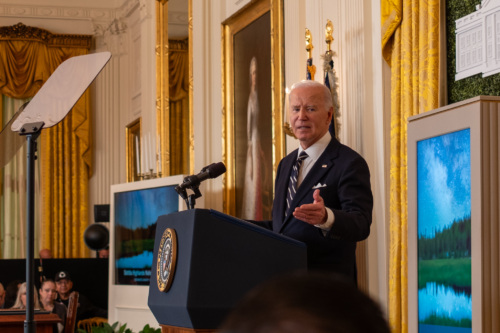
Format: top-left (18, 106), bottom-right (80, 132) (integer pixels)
top-left (233, 12), bottom-right (272, 220)
top-left (222, 0), bottom-right (285, 220)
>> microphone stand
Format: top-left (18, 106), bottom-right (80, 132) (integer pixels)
top-left (20, 121), bottom-right (44, 333)
top-left (175, 163), bottom-right (226, 210)
top-left (175, 184), bottom-right (202, 210)
top-left (187, 186), bottom-right (202, 209)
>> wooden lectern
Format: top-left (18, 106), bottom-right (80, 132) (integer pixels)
top-left (0, 312), bottom-right (61, 333)
top-left (148, 209), bottom-right (307, 333)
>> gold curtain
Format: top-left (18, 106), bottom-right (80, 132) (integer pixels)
top-left (381, 1), bottom-right (441, 332)
top-left (0, 23), bottom-right (92, 258)
top-left (169, 39), bottom-right (189, 175)
top-left (1, 97), bottom-right (34, 259)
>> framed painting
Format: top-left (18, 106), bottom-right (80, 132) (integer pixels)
top-left (222, 0), bottom-right (285, 220)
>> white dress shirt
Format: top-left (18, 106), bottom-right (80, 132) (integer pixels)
top-left (296, 131), bottom-right (334, 232)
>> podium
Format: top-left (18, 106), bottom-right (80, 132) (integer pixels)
top-left (148, 209), bottom-right (307, 332)
top-left (0, 312), bottom-right (61, 333)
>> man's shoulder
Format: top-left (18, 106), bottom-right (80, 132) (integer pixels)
top-left (330, 139), bottom-right (367, 163)
top-left (283, 148), bottom-right (299, 161)
top-left (76, 292), bottom-right (90, 303)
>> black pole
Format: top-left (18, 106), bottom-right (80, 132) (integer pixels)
top-left (188, 195), bottom-right (196, 210)
top-left (20, 122), bottom-right (43, 333)
top-left (25, 132), bottom-right (36, 333)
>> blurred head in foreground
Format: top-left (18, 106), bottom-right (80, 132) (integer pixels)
top-left (220, 272), bottom-right (390, 333)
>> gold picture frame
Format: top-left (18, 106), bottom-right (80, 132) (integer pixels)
top-left (222, 0), bottom-right (285, 219)
top-left (125, 118), bottom-right (141, 182)
top-left (156, 0), bottom-right (194, 177)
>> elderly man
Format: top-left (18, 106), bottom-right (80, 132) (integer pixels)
top-left (253, 80), bottom-right (373, 283)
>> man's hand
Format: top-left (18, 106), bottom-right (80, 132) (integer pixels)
top-left (292, 189), bottom-right (327, 225)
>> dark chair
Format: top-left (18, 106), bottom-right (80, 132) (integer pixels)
top-left (64, 291), bottom-right (79, 333)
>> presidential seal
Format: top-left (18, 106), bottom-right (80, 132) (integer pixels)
top-left (156, 228), bottom-right (177, 292)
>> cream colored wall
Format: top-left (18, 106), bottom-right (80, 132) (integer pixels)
top-left (0, 0), bottom-right (389, 321)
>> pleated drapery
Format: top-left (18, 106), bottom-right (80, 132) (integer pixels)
top-left (169, 39), bottom-right (190, 176)
top-left (1, 96), bottom-right (33, 258)
top-left (0, 23), bottom-right (92, 258)
top-left (381, 1), bottom-right (441, 332)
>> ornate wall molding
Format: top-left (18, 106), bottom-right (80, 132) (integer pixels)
top-left (118, 0), bottom-right (152, 22)
top-left (0, 22), bottom-right (91, 48)
top-left (0, 3), bottom-right (116, 22)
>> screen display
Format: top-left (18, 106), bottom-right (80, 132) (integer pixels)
top-left (114, 185), bottom-right (179, 285)
top-left (417, 128), bottom-right (471, 332)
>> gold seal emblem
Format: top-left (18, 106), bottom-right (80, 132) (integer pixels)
top-left (156, 228), bottom-right (177, 292)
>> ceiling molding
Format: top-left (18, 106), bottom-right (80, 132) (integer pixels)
top-left (0, 4), bottom-right (117, 23)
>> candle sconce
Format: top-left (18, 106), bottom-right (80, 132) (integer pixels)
top-left (126, 119), bottom-right (163, 181)
top-left (138, 169), bottom-right (162, 180)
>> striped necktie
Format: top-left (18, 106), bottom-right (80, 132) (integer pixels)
top-left (286, 151), bottom-right (308, 216)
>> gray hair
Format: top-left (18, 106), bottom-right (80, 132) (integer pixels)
top-left (289, 80), bottom-right (333, 110)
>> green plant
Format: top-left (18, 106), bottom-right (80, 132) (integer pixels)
top-left (138, 324), bottom-right (161, 333)
top-left (77, 322), bottom-right (160, 333)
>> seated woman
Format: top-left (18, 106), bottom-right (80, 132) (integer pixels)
top-left (39, 279), bottom-right (67, 333)
top-left (10, 282), bottom-right (41, 310)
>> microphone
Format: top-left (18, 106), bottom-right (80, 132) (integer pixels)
top-left (177, 162), bottom-right (226, 191)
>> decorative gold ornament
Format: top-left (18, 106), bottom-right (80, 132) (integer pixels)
top-left (305, 28), bottom-right (313, 58)
top-left (325, 20), bottom-right (334, 51)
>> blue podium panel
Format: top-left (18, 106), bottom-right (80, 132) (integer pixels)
top-left (148, 209), bottom-right (307, 329)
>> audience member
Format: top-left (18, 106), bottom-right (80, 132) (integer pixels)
top-left (220, 272), bottom-right (390, 333)
top-left (0, 282), bottom-right (5, 309)
top-left (40, 279), bottom-right (66, 333)
top-left (55, 271), bottom-right (107, 322)
top-left (39, 248), bottom-right (53, 259)
top-left (10, 282), bottom-right (41, 310)
top-left (98, 248), bottom-right (109, 258)
top-left (4, 279), bottom-right (22, 309)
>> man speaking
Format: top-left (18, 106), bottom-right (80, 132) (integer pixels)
top-left (253, 80), bottom-right (373, 284)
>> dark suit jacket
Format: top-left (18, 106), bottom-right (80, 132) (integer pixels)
top-left (255, 137), bottom-right (373, 282)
